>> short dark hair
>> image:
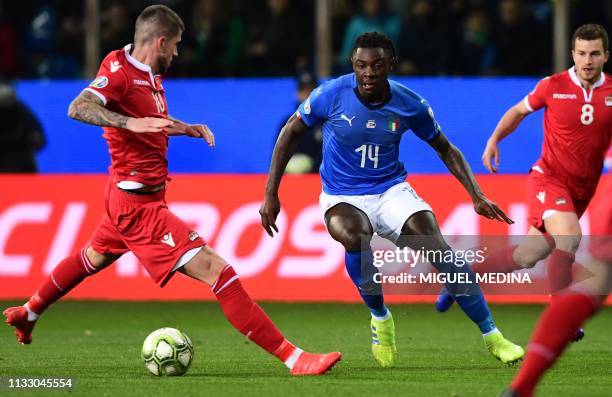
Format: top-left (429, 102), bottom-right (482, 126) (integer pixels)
top-left (134, 5), bottom-right (185, 44)
top-left (351, 32), bottom-right (397, 61)
top-left (572, 24), bottom-right (609, 51)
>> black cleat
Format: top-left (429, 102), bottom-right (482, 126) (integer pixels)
top-left (499, 388), bottom-right (521, 397)
top-left (572, 327), bottom-right (585, 343)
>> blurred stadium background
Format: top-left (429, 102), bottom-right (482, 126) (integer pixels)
top-left (0, 0), bottom-right (610, 302)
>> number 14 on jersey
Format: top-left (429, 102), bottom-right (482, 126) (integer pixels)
top-left (355, 144), bottom-right (380, 168)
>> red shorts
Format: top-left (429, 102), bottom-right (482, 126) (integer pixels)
top-left (90, 180), bottom-right (206, 286)
top-left (526, 170), bottom-right (591, 232)
top-left (589, 177), bottom-right (612, 261)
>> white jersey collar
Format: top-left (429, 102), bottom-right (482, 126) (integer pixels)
top-left (123, 44), bottom-right (152, 72)
top-left (123, 44), bottom-right (157, 87)
top-left (568, 66), bottom-right (605, 89)
top-left (568, 66), bottom-right (605, 102)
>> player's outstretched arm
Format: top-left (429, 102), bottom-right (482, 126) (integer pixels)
top-left (483, 100), bottom-right (531, 173)
top-left (260, 113), bottom-right (309, 236)
top-left (166, 115), bottom-right (215, 147)
top-left (429, 132), bottom-right (513, 224)
top-left (68, 91), bottom-right (172, 133)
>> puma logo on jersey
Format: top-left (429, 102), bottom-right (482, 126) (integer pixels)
top-left (536, 191), bottom-right (546, 204)
top-left (110, 60), bottom-right (122, 73)
top-left (161, 233), bottom-right (175, 247)
top-left (341, 114), bottom-right (355, 126)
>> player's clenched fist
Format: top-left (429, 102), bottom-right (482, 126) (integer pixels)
top-left (126, 117), bottom-right (174, 133)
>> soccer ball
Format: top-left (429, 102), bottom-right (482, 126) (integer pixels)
top-left (141, 327), bottom-right (194, 376)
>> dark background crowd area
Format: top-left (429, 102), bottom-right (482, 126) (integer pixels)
top-left (2, 0), bottom-right (612, 80)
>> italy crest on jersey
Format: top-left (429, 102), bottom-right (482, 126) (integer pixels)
top-left (388, 116), bottom-right (400, 132)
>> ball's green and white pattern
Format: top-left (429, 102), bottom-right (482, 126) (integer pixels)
top-left (141, 327), bottom-right (194, 376)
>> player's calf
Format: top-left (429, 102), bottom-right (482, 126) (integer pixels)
top-left (182, 251), bottom-right (343, 375)
top-left (3, 248), bottom-right (107, 345)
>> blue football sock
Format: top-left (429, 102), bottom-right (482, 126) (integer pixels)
top-left (430, 248), bottom-right (496, 334)
top-left (453, 293), bottom-right (496, 334)
top-left (345, 250), bottom-right (388, 318)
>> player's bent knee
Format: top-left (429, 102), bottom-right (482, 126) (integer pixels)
top-left (340, 230), bottom-right (372, 251)
top-left (85, 246), bottom-right (117, 270)
top-left (327, 221), bottom-right (372, 251)
top-left (553, 234), bottom-right (582, 254)
top-left (180, 246), bottom-right (227, 286)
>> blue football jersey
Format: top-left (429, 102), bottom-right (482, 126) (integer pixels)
top-left (297, 74), bottom-right (441, 195)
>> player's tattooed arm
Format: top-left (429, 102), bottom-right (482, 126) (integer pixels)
top-left (429, 132), bottom-right (513, 224)
top-left (260, 112), bottom-right (309, 236)
top-left (68, 91), bottom-right (129, 128)
top-left (68, 91), bottom-right (172, 133)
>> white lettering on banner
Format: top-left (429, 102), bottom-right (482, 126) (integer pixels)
top-left (508, 203), bottom-right (529, 235)
top-left (278, 205), bottom-right (344, 278)
top-left (215, 202), bottom-right (288, 277)
top-left (169, 203), bottom-right (220, 240)
top-left (579, 213), bottom-right (589, 236)
top-left (439, 204), bottom-right (479, 251)
top-left (43, 203), bottom-right (88, 274)
top-left (116, 252), bottom-right (145, 276)
top-left (4, 199), bottom-right (594, 280)
top-left (0, 203), bottom-right (52, 276)
top-left (440, 203), bottom-right (478, 236)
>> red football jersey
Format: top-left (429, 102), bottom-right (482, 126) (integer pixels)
top-left (85, 44), bottom-right (169, 186)
top-left (525, 67), bottom-right (612, 199)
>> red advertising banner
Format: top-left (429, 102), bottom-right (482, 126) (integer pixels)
top-left (0, 174), bottom-right (609, 303)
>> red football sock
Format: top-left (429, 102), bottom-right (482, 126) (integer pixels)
top-left (547, 249), bottom-right (575, 294)
top-left (472, 245), bottom-right (519, 274)
top-left (511, 293), bottom-right (601, 396)
top-left (212, 266), bottom-right (297, 363)
top-left (27, 249), bottom-right (99, 315)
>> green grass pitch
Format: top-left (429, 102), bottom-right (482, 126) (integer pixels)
top-left (1, 301), bottom-right (610, 397)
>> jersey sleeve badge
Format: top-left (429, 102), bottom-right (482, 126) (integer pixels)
top-left (90, 76), bottom-right (109, 89)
